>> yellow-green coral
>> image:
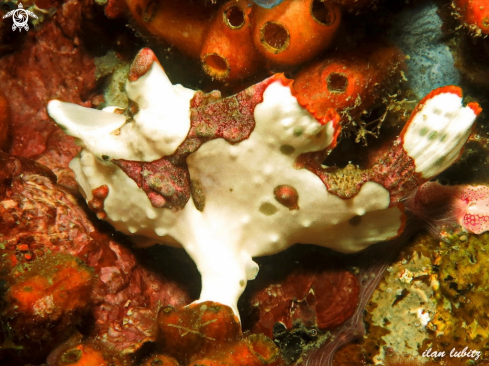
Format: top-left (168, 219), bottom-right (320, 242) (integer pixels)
top-left (364, 232), bottom-right (437, 364)
top-left (362, 232), bottom-right (489, 365)
top-left (424, 233), bottom-right (489, 364)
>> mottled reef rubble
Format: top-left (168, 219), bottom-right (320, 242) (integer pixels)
top-left (0, 0), bottom-right (489, 365)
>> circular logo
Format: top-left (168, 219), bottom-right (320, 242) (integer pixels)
top-left (2, 3), bottom-right (38, 32)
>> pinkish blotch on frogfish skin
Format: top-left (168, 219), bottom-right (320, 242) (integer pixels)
top-left (47, 48), bottom-right (481, 317)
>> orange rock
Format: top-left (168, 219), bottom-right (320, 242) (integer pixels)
top-left (291, 44), bottom-right (405, 125)
top-left (252, 0), bottom-right (341, 66)
top-left (126, 0), bottom-right (213, 58)
top-left (188, 360), bottom-right (229, 366)
top-left (201, 0), bottom-right (264, 81)
top-left (47, 334), bottom-right (126, 366)
top-left (1, 253), bottom-right (94, 363)
top-left (54, 344), bottom-right (110, 366)
top-left (141, 354), bottom-right (180, 366)
top-left (157, 302), bottom-right (241, 362)
top-left (189, 335), bottom-right (282, 366)
top-left (157, 301), bottom-right (283, 366)
top-left (453, 0), bottom-right (489, 35)
top-left (189, 341), bottom-right (256, 366)
top-left (8, 253), bottom-right (94, 319)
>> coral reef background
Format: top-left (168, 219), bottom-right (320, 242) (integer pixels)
top-left (0, 0), bottom-right (488, 365)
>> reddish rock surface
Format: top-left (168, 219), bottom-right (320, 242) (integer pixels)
top-left (6, 253), bottom-right (94, 326)
top-left (0, 152), bottom-right (190, 364)
top-left (104, 0), bottom-right (128, 19)
top-left (0, 94), bottom-right (9, 151)
top-left (248, 255), bottom-right (359, 339)
top-left (0, 0), bottom-right (99, 189)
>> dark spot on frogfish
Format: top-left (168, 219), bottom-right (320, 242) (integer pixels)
top-left (190, 179), bottom-right (205, 212)
top-left (280, 144), bottom-right (295, 155)
top-left (260, 202), bottom-right (278, 215)
top-left (348, 215), bottom-right (362, 226)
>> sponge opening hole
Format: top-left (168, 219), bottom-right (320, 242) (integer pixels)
top-left (203, 53), bottom-right (230, 79)
top-left (261, 22), bottom-right (290, 53)
top-left (224, 6), bottom-right (245, 29)
top-left (311, 0), bottom-right (336, 26)
top-left (327, 73), bottom-right (348, 93)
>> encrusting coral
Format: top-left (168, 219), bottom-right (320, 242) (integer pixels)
top-left (47, 48), bottom-right (481, 321)
top-left (0, 252), bottom-right (94, 364)
top-left (248, 253), bottom-right (359, 339)
top-left (356, 230), bottom-right (489, 365)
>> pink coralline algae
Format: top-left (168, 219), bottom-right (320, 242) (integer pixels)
top-left (408, 181), bottom-right (489, 236)
top-left (459, 186), bottom-right (489, 233)
top-left (0, 151), bottom-right (189, 364)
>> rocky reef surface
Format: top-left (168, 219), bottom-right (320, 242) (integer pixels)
top-left (0, 0), bottom-right (488, 365)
